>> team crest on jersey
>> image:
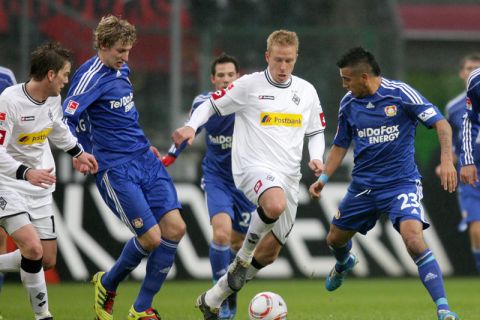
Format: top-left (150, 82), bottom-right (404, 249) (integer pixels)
top-left (292, 93), bottom-right (301, 105)
top-left (384, 105), bottom-right (397, 117)
top-left (0, 129), bottom-right (6, 145)
top-left (0, 197), bottom-right (6, 210)
top-left (65, 100), bottom-right (79, 115)
top-left (132, 218), bottom-right (144, 229)
top-left (260, 112), bottom-right (302, 127)
top-left (48, 110), bottom-right (53, 121)
top-left (466, 97), bottom-right (472, 110)
top-left (17, 128), bottom-right (52, 145)
top-left (0, 112), bottom-right (6, 121)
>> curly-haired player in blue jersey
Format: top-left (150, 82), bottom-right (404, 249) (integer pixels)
top-left (437, 53), bottom-right (480, 273)
top-left (309, 47), bottom-right (459, 320)
top-left (163, 53), bottom-right (255, 319)
top-left (62, 15), bottom-right (185, 320)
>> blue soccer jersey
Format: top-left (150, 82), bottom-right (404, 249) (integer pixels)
top-left (170, 91), bottom-right (237, 183)
top-left (0, 66), bottom-right (16, 94)
top-left (461, 68), bottom-right (480, 167)
top-left (62, 56), bottom-right (150, 171)
top-left (333, 78), bottom-right (444, 188)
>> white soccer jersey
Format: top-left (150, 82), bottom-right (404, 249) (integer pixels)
top-left (209, 69), bottom-right (325, 177)
top-left (0, 83), bottom-right (78, 196)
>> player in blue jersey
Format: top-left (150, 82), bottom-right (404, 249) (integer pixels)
top-left (0, 65), bottom-right (16, 294)
top-left (62, 15), bottom-right (185, 320)
top-left (459, 56), bottom-right (480, 275)
top-left (163, 53), bottom-right (256, 319)
top-left (309, 47), bottom-right (459, 320)
top-left (437, 53), bottom-right (480, 273)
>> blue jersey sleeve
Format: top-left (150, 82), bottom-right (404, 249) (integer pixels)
top-left (461, 84), bottom-right (480, 166)
top-left (333, 106), bottom-right (352, 148)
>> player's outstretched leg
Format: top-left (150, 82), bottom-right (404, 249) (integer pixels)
top-left (226, 256), bottom-right (250, 292)
top-left (127, 305), bottom-right (161, 320)
top-left (325, 252), bottom-right (358, 291)
top-left (196, 292), bottom-right (220, 320)
top-left (92, 271), bottom-right (116, 320)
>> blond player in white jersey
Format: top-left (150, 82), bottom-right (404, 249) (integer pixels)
top-left (172, 29), bottom-right (326, 319)
top-left (0, 42), bottom-right (97, 320)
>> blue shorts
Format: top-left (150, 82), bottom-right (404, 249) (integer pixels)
top-left (202, 175), bottom-right (256, 234)
top-left (334, 180), bottom-right (429, 235)
top-left (95, 150), bottom-right (182, 236)
top-left (458, 182), bottom-right (480, 223)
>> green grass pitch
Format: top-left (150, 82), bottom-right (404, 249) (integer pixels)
top-left (0, 278), bottom-right (478, 319)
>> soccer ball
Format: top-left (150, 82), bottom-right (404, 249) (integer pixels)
top-left (248, 291), bottom-right (288, 320)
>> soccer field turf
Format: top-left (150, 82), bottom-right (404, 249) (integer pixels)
top-left (0, 278), bottom-right (477, 319)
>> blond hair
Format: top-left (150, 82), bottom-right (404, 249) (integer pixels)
top-left (94, 15), bottom-right (136, 50)
top-left (266, 30), bottom-right (299, 52)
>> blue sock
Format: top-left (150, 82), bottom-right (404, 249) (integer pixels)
top-left (103, 237), bottom-right (149, 292)
top-left (209, 242), bottom-right (230, 283)
top-left (414, 249), bottom-right (449, 311)
top-left (134, 238), bottom-right (178, 311)
top-left (473, 249), bottom-right (480, 273)
top-left (330, 240), bottom-right (352, 272)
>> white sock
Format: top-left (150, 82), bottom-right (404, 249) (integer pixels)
top-left (237, 208), bottom-right (276, 262)
top-left (246, 264), bottom-right (261, 281)
top-left (205, 274), bottom-right (233, 308)
top-left (20, 267), bottom-right (50, 317)
top-left (0, 249), bottom-right (21, 272)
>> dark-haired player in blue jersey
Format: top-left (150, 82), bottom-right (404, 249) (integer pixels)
top-left (62, 15), bottom-right (185, 320)
top-left (309, 47), bottom-right (459, 320)
top-left (163, 53), bottom-right (255, 319)
top-left (438, 53), bottom-right (480, 273)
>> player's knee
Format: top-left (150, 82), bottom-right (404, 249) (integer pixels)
top-left (169, 219), bottom-right (186, 242)
top-left (403, 236), bottom-right (426, 256)
top-left (22, 242), bottom-right (43, 261)
top-left (262, 201), bottom-right (286, 219)
top-left (213, 226), bottom-right (231, 245)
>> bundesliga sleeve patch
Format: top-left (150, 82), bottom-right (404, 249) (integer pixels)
top-left (0, 112), bottom-right (6, 121)
top-left (65, 100), bottom-right (79, 115)
top-left (211, 83), bottom-right (234, 101)
top-left (320, 112), bottom-right (326, 127)
top-left (417, 107), bottom-right (437, 122)
top-left (0, 129), bottom-right (6, 145)
top-left (466, 97), bottom-right (472, 110)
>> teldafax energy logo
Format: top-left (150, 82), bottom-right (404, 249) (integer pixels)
top-left (260, 112), bottom-right (302, 127)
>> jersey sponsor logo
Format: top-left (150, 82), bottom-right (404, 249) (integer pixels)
top-left (208, 134), bottom-right (232, 149)
top-left (110, 92), bottom-right (134, 112)
top-left (357, 125), bottom-right (399, 144)
top-left (0, 129), bottom-right (6, 145)
top-left (65, 100), bottom-right (79, 115)
top-left (0, 112), bottom-right (6, 121)
top-left (417, 107), bottom-right (437, 122)
top-left (320, 112), bottom-right (326, 127)
top-left (466, 97), bottom-right (472, 110)
top-left (17, 128), bottom-right (52, 145)
top-left (384, 105), bottom-right (397, 117)
top-left (260, 112), bottom-right (302, 127)
top-left (258, 95), bottom-right (275, 100)
top-left (21, 115), bottom-right (35, 122)
top-left (292, 93), bottom-right (301, 105)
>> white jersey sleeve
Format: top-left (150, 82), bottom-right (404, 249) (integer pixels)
top-left (209, 74), bottom-right (251, 116)
top-left (305, 89), bottom-right (326, 137)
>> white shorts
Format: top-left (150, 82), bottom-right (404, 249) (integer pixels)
top-left (233, 170), bottom-right (299, 244)
top-left (0, 190), bottom-right (56, 240)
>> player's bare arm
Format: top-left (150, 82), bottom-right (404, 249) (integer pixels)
top-left (25, 167), bottom-right (56, 189)
top-left (171, 126), bottom-right (196, 148)
top-left (433, 119), bottom-right (457, 192)
top-left (309, 145), bottom-right (348, 199)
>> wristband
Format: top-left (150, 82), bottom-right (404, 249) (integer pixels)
top-left (318, 173), bottom-right (329, 184)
